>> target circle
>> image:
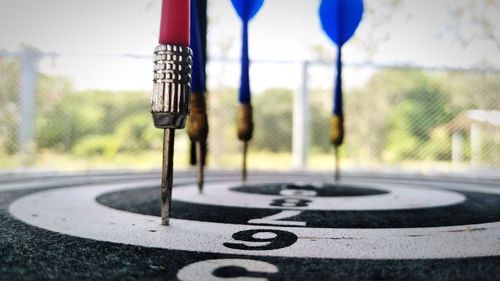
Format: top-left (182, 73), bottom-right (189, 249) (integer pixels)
top-left (8, 175), bottom-right (500, 260)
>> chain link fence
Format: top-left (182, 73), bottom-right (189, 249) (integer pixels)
top-left (1, 53), bottom-right (499, 173)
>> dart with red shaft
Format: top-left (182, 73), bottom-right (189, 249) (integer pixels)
top-left (151, 0), bottom-right (192, 225)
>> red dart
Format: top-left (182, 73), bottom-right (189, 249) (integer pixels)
top-left (159, 0), bottom-right (190, 46)
top-left (152, 0), bottom-right (193, 226)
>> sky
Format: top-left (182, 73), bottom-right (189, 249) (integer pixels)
top-left (0, 0), bottom-right (499, 91)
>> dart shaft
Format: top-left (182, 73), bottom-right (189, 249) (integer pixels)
top-left (159, 0), bottom-right (190, 46)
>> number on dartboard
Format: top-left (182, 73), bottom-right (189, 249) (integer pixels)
top-left (270, 198), bottom-right (312, 207)
top-left (248, 210), bottom-right (306, 226)
top-left (223, 229), bottom-right (298, 250)
top-left (177, 259), bottom-right (279, 281)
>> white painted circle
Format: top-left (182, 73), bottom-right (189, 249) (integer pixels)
top-left (8, 180), bottom-right (500, 259)
top-left (173, 181), bottom-right (466, 210)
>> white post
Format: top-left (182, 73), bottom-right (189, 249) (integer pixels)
top-left (470, 124), bottom-right (481, 165)
top-left (451, 132), bottom-right (463, 163)
top-left (19, 48), bottom-right (40, 167)
top-left (292, 61), bottom-right (309, 170)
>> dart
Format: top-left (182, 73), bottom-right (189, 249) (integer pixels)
top-left (151, 0), bottom-right (192, 225)
top-left (319, 0), bottom-right (363, 181)
top-left (187, 0), bottom-right (209, 193)
top-left (230, 0), bottom-right (265, 182)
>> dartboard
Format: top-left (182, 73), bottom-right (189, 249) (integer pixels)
top-left (1, 171), bottom-right (499, 280)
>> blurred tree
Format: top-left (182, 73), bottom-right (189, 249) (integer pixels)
top-left (115, 114), bottom-right (162, 152)
top-left (207, 87), bottom-right (238, 166)
top-left (37, 90), bottom-right (150, 152)
top-left (439, 72), bottom-right (500, 110)
top-left (345, 69), bottom-right (459, 163)
top-left (308, 89), bottom-right (331, 153)
top-left (72, 135), bottom-right (121, 159)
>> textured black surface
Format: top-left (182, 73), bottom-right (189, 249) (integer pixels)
top-left (1, 173), bottom-right (500, 280)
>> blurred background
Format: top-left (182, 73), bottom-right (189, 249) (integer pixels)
top-left (0, 0), bottom-right (499, 175)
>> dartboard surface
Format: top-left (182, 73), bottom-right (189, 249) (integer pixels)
top-left (1, 170), bottom-right (499, 280)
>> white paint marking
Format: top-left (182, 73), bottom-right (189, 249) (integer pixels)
top-left (248, 210), bottom-right (306, 227)
top-left (8, 181), bottom-right (500, 259)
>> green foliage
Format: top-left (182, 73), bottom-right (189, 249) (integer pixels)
top-left (115, 114), bottom-right (162, 152)
top-left (439, 72), bottom-right (500, 110)
top-left (207, 87), bottom-right (331, 155)
top-left (1, 55), bottom-right (499, 168)
top-left (384, 101), bottom-right (421, 162)
top-left (346, 69), bottom-right (464, 163)
top-left (419, 129), bottom-right (451, 161)
top-left (37, 94), bottom-right (103, 151)
top-left (480, 131), bottom-right (500, 166)
top-left (309, 101), bottom-right (331, 153)
top-left (72, 135), bottom-right (121, 159)
top-left (0, 57), bottom-right (21, 154)
top-left (383, 79), bottom-right (456, 162)
top-left (37, 90), bottom-right (150, 152)
top-left (71, 113), bottom-right (162, 159)
top-left (207, 88), bottom-right (239, 162)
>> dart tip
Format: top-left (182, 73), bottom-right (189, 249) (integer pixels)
top-left (160, 128), bottom-right (175, 227)
top-left (242, 170), bottom-right (247, 183)
top-left (197, 181), bottom-right (203, 194)
top-left (195, 142), bottom-right (204, 194)
top-left (334, 145), bottom-right (340, 182)
top-left (242, 141), bottom-right (248, 183)
top-left (196, 163), bottom-right (204, 193)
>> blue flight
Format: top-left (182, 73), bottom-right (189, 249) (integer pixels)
top-left (230, 0), bottom-right (265, 104)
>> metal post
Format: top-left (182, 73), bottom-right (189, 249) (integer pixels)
top-left (451, 131), bottom-right (463, 164)
top-left (19, 48), bottom-right (40, 167)
top-left (292, 61), bottom-right (309, 169)
top-left (470, 124), bottom-right (481, 165)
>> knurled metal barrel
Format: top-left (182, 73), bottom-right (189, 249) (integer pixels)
top-left (151, 44), bottom-right (193, 129)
